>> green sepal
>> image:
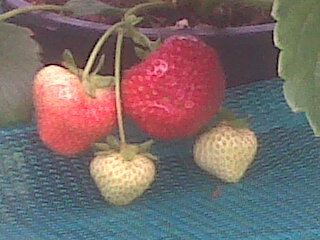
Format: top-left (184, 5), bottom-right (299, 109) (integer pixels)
top-left (124, 26), bottom-right (150, 48)
top-left (62, 49), bottom-right (81, 75)
top-left (150, 38), bottom-right (161, 51)
top-left (94, 150), bottom-right (116, 157)
top-left (93, 137), bottom-right (157, 162)
top-left (124, 14), bottom-right (144, 26)
top-left (91, 75), bottom-right (115, 88)
top-left (91, 54), bottom-right (106, 76)
top-left (216, 108), bottom-right (250, 129)
top-left (94, 135), bottom-right (120, 155)
top-left (83, 74), bottom-right (115, 97)
top-left (139, 140), bottom-right (154, 153)
top-left (216, 108), bottom-right (237, 122)
top-left (106, 135), bottom-right (121, 150)
top-left (134, 46), bottom-right (149, 60)
top-left (125, 26), bottom-right (161, 59)
top-left (83, 80), bottom-right (96, 98)
top-left (142, 152), bottom-right (158, 161)
top-left (94, 142), bottom-right (112, 151)
top-left (120, 144), bottom-right (140, 161)
top-left (227, 118), bottom-right (250, 129)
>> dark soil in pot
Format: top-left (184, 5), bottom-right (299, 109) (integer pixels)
top-left (2, 0), bottom-right (279, 87)
top-left (27, 0), bottom-right (274, 29)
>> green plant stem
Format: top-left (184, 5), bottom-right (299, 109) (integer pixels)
top-left (82, 1), bottom-right (174, 82)
top-left (114, 29), bottom-right (126, 145)
top-left (124, 1), bottom-right (174, 19)
top-left (82, 21), bottom-right (126, 83)
top-left (0, 4), bottom-right (69, 22)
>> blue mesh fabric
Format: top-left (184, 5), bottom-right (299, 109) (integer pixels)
top-left (1, 78), bottom-right (320, 239)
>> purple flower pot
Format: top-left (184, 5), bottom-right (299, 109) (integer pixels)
top-left (3, 0), bottom-right (279, 87)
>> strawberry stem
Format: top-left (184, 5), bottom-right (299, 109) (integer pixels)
top-left (81, 1), bottom-right (172, 94)
top-left (0, 5), bottom-right (69, 21)
top-left (82, 21), bottom-right (126, 85)
top-left (114, 28), bottom-right (126, 145)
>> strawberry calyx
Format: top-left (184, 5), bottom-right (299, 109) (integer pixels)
top-left (216, 108), bottom-right (250, 129)
top-left (197, 108), bottom-right (250, 136)
top-left (123, 24), bottom-right (161, 60)
top-left (94, 136), bottom-right (157, 161)
top-left (62, 49), bottom-right (115, 97)
top-left (60, 2), bottom-right (172, 97)
top-left (121, 14), bottom-right (161, 60)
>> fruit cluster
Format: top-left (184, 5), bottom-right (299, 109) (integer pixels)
top-left (33, 33), bottom-right (257, 205)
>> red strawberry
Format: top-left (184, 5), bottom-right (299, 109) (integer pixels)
top-left (33, 65), bottom-right (117, 156)
top-left (122, 35), bottom-right (226, 139)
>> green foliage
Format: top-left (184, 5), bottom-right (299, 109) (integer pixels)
top-left (0, 22), bottom-right (42, 127)
top-left (272, 0), bottom-right (320, 136)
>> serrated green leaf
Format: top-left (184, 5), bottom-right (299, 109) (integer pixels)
top-left (0, 22), bottom-right (42, 127)
top-left (65, 0), bottom-right (124, 17)
top-left (272, 0), bottom-right (320, 136)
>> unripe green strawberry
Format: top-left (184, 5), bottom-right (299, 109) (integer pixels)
top-left (193, 121), bottom-right (258, 183)
top-left (90, 139), bottom-right (156, 205)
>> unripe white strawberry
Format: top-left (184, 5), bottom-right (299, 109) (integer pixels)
top-left (90, 137), bottom-right (156, 205)
top-left (193, 120), bottom-right (258, 183)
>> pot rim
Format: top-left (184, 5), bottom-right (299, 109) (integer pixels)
top-left (4, 0), bottom-right (275, 37)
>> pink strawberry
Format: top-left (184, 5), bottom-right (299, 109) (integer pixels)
top-left (122, 34), bottom-right (226, 139)
top-left (33, 65), bottom-right (117, 156)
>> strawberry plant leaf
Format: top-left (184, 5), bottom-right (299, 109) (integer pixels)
top-left (0, 23), bottom-right (42, 127)
top-left (65, 0), bottom-right (124, 17)
top-left (272, 0), bottom-right (320, 136)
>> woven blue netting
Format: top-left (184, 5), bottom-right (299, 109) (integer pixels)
top-left (1, 78), bottom-right (320, 240)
